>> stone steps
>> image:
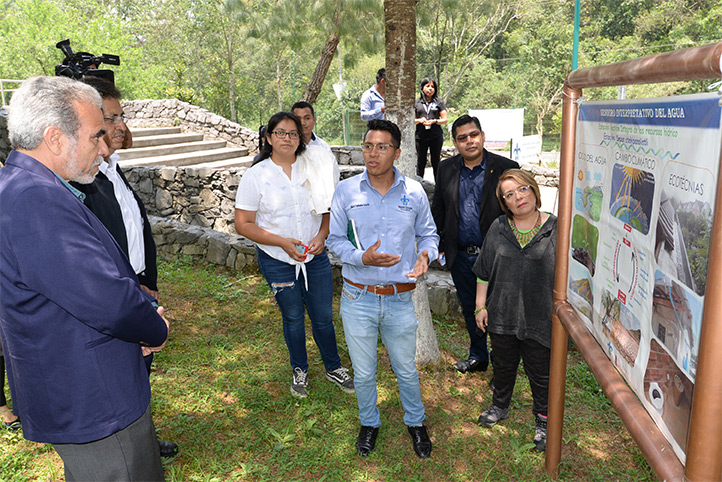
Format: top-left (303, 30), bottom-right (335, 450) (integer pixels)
top-left (117, 140), bottom-right (228, 160)
top-left (119, 146), bottom-right (249, 168)
top-left (119, 127), bottom-right (249, 168)
top-left (131, 127), bottom-right (182, 137)
top-left (129, 132), bottom-right (204, 148)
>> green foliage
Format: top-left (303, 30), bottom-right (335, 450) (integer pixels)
top-left (678, 209), bottom-right (712, 295)
top-left (1, 0), bottom-right (719, 142)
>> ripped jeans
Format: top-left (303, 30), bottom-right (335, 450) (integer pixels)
top-left (256, 248), bottom-right (342, 373)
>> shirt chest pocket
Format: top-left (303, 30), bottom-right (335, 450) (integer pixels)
top-left (390, 205), bottom-right (417, 239)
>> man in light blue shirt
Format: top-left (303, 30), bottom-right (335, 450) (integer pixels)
top-left (359, 69), bottom-right (386, 121)
top-left (327, 119), bottom-right (438, 460)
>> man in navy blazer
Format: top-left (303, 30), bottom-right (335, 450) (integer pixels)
top-left (431, 115), bottom-right (519, 375)
top-left (0, 76), bottom-right (168, 481)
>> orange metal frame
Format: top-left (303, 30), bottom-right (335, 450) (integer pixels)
top-left (546, 42), bottom-right (722, 481)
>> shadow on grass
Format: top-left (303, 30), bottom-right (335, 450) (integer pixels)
top-left (1, 258), bottom-right (655, 482)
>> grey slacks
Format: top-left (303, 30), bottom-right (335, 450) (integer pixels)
top-left (53, 403), bottom-right (164, 482)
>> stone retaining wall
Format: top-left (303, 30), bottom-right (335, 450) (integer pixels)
top-left (126, 158), bottom-right (559, 236)
top-left (126, 166), bottom-right (244, 235)
top-left (122, 99), bottom-right (259, 153)
top-left (151, 215), bottom-right (462, 317)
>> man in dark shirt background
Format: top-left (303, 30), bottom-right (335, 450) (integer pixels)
top-left (431, 115), bottom-right (519, 375)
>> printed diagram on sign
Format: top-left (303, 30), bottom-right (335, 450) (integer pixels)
top-left (643, 339), bottom-right (693, 453)
top-left (574, 145), bottom-right (607, 222)
top-left (609, 164), bottom-right (655, 235)
top-left (600, 289), bottom-right (641, 367)
top-left (577, 185), bottom-right (603, 222)
top-left (568, 262), bottom-right (594, 322)
top-left (651, 270), bottom-right (702, 377)
top-left (571, 215), bottom-right (599, 277)
top-left (613, 232), bottom-right (639, 297)
top-left (654, 163), bottom-right (713, 297)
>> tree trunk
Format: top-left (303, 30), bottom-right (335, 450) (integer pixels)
top-left (303, 31), bottom-right (340, 104)
top-left (384, 0), bottom-right (441, 366)
top-left (227, 28), bottom-right (236, 123)
top-left (276, 53), bottom-right (283, 111)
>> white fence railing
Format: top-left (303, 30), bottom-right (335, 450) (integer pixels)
top-left (1, 79), bottom-right (23, 106)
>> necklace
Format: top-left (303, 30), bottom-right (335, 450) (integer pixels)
top-left (509, 212), bottom-right (542, 247)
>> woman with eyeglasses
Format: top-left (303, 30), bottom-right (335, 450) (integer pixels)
top-left (414, 77), bottom-right (447, 180)
top-left (235, 111), bottom-right (354, 399)
top-left (471, 168), bottom-right (557, 452)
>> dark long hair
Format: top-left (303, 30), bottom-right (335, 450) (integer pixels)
top-left (254, 111), bottom-right (306, 165)
top-left (418, 77), bottom-right (440, 103)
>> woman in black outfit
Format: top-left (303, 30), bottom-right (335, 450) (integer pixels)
top-left (414, 77), bottom-right (447, 180)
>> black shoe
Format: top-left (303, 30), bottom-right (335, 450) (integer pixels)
top-left (356, 426), bottom-right (379, 457)
top-left (158, 439), bottom-right (179, 458)
top-left (534, 414), bottom-right (547, 452)
top-left (1, 417), bottom-right (21, 431)
top-left (407, 425), bottom-right (432, 458)
top-left (453, 358), bottom-right (487, 373)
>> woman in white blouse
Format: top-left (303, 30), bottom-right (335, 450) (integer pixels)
top-left (235, 111), bottom-right (354, 399)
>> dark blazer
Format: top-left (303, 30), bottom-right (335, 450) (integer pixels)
top-left (0, 151), bottom-right (167, 444)
top-left (73, 164), bottom-right (158, 290)
top-left (431, 150), bottom-right (519, 269)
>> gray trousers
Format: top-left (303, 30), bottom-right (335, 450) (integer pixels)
top-left (53, 404), bottom-right (164, 482)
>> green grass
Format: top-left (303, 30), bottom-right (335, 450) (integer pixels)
top-left (0, 257), bottom-right (655, 481)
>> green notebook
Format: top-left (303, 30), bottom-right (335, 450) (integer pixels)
top-left (347, 220), bottom-right (362, 250)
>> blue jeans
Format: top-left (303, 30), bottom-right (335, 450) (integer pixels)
top-left (339, 281), bottom-right (425, 427)
top-left (256, 248), bottom-right (341, 373)
top-left (450, 251), bottom-right (489, 364)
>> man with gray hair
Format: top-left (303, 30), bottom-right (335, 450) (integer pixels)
top-left (0, 76), bottom-right (168, 480)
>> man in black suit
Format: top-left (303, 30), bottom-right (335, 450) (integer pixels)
top-left (72, 76), bottom-right (178, 458)
top-left (431, 115), bottom-right (519, 374)
top-left (75, 77), bottom-right (158, 298)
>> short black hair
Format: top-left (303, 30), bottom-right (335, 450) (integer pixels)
top-left (376, 68), bottom-right (386, 84)
top-left (81, 76), bottom-right (121, 100)
top-left (291, 101), bottom-right (314, 116)
top-left (451, 115), bottom-right (482, 140)
top-left (364, 119), bottom-right (401, 148)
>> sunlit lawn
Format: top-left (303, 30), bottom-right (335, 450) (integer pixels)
top-left (0, 257), bottom-right (654, 481)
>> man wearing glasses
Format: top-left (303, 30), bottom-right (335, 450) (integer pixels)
top-left (327, 119), bottom-right (438, 459)
top-left (71, 77), bottom-right (179, 459)
top-left (431, 115), bottom-right (518, 375)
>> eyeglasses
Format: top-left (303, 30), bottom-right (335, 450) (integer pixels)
top-left (270, 130), bottom-right (299, 139)
top-left (455, 130), bottom-right (481, 142)
top-left (361, 142), bottom-right (396, 153)
top-left (502, 185), bottom-right (532, 201)
top-left (103, 114), bottom-right (128, 125)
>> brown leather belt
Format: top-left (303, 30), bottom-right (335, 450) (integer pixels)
top-left (344, 278), bottom-right (416, 295)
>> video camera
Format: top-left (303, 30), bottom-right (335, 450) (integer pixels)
top-left (54, 39), bottom-right (120, 84)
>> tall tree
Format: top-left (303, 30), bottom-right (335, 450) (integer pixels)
top-left (301, 0), bottom-right (382, 103)
top-left (503, 0), bottom-right (572, 137)
top-left (416, 0), bottom-right (522, 102)
top-left (385, 0), bottom-right (441, 365)
top-left (233, 0), bottom-right (382, 105)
